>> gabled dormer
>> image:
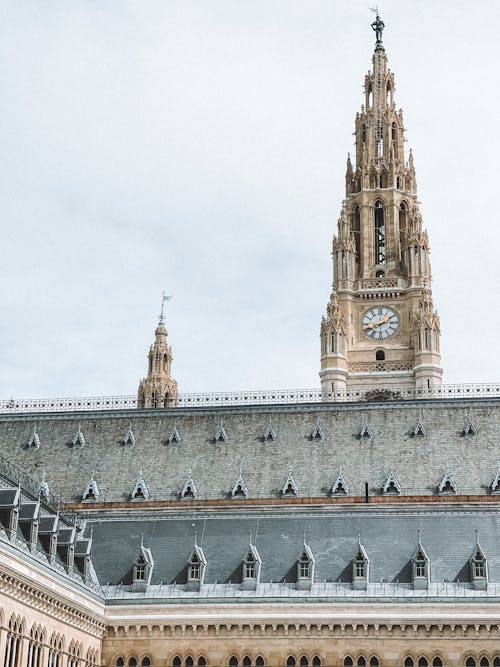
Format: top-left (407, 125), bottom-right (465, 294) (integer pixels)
top-left (282, 471), bottom-right (298, 497)
top-left (131, 472), bottom-right (149, 501)
top-left (71, 426), bottom-right (86, 449)
top-left (124, 425), bottom-right (136, 448)
top-left (263, 420), bottom-right (276, 442)
top-left (411, 419), bottom-right (426, 437)
top-left (132, 540), bottom-right (154, 591)
top-left (167, 426), bottom-right (180, 445)
top-left (462, 420), bottom-right (477, 437)
top-left (214, 422), bottom-right (227, 443)
top-left (0, 486), bottom-right (21, 539)
top-left (18, 496), bottom-right (40, 552)
top-left (242, 543), bottom-right (262, 591)
top-left (82, 476), bottom-right (99, 503)
top-left (74, 529), bottom-right (93, 583)
top-left (57, 523), bottom-right (76, 573)
top-left (297, 542), bottom-right (315, 590)
top-left (331, 471), bottom-right (348, 496)
top-left (438, 471), bottom-right (457, 495)
top-left (311, 422), bottom-right (324, 441)
top-left (470, 539), bottom-right (488, 590)
top-left (187, 544), bottom-right (207, 591)
top-left (358, 421), bottom-right (373, 440)
top-left (26, 427), bottom-right (41, 449)
top-left (38, 513), bottom-right (59, 563)
top-left (180, 471), bottom-right (197, 499)
top-left (383, 469), bottom-right (401, 495)
top-left (231, 473), bottom-right (248, 499)
top-left (352, 540), bottom-right (369, 590)
top-left (491, 469), bottom-right (500, 494)
top-left (412, 541), bottom-right (430, 590)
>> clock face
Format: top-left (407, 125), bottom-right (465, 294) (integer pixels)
top-left (361, 306), bottom-right (400, 340)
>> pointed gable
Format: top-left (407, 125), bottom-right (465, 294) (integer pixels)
top-left (462, 420), bottom-right (477, 437)
top-left (263, 421), bottom-right (276, 442)
top-left (124, 426), bottom-right (136, 448)
top-left (82, 477), bottom-right (99, 502)
top-left (438, 471), bottom-right (457, 495)
top-left (71, 427), bottom-right (85, 449)
top-left (26, 428), bottom-right (40, 449)
top-left (181, 474), bottom-right (197, 500)
top-left (311, 422), bottom-right (324, 441)
top-left (411, 419), bottom-right (426, 437)
top-left (331, 472), bottom-right (348, 496)
top-left (359, 421), bottom-right (373, 439)
top-left (282, 471), bottom-right (298, 497)
top-left (131, 473), bottom-right (149, 501)
top-left (167, 426), bottom-right (180, 445)
top-left (214, 422), bottom-right (227, 443)
top-left (383, 469), bottom-right (401, 495)
top-left (231, 474), bottom-right (248, 499)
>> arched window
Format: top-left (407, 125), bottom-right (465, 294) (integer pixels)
top-left (287, 658), bottom-right (296, 667)
top-left (172, 658), bottom-right (181, 667)
top-left (399, 202), bottom-right (408, 261)
top-left (256, 659), bottom-right (265, 667)
top-left (432, 660), bottom-right (443, 667)
top-left (229, 658), bottom-right (238, 667)
top-left (186, 659), bottom-right (194, 667)
top-left (243, 658), bottom-right (252, 667)
top-left (116, 659), bottom-right (125, 667)
top-left (27, 625), bottom-right (44, 667)
top-left (494, 660), bottom-right (500, 667)
top-left (358, 659), bottom-right (366, 667)
top-left (375, 350), bottom-right (385, 361)
top-left (370, 659), bottom-right (379, 667)
top-left (404, 660), bottom-right (414, 667)
top-left (197, 659), bottom-right (207, 667)
top-left (418, 659), bottom-right (428, 667)
top-left (466, 660), bottom-right (476, 667)
top-left (300, 658), bottom-right (308, 667)
top-left (361, 124), bottom-right (367, 143)
top-left (141, 659), bottom-right (151, 667)
top-left (163, 354), bottom-right (168, 371)
top-left (312, 659), bottom-right (321, 667)
top-left (480, 660), bottom-right (489, 667)
top-left (129, 659), bottom-right (137, 667)
top-left (374, 201), bottom-right (385, 265)
top-left (344, 660), bottom-right (354, 667)
top-left (353, 205), bottom-right (361, 259)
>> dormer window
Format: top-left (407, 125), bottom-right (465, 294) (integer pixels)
top-left (412, 542), bottom-right (430, 590)
top-left (132, 543), bottom-right (154, 591)
top-left (352, 542), bottom-right (369, 590)
top-left (331, 472), bottom-right (348, 496)
top-left (231, 474), bottom-right (248, 499)
top-left (135, 557), bottom-right (146, 581)
top-left (131, 474), bottom-right (149, 501)
top-left (181, 475), bottom-right (197, 500)
top-left (187, 545), bottom-right (207, 591)
top-left (438, 472), bottom-right (457, 495)
top-left (242, 543), bottom-right (261, 590)
top-left (297, 543), bottom-right (315, 590)
top-left (245, 553), bottom-right (255, 578)
top-left (470, 542), bottom-right (488, 590)
top-left (282, 472), bottom-right (298, 497)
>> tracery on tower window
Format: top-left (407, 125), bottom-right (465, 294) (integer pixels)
top-left (352, 205), bottom-right (361, 260)
top-left (399, 202), bottom-right (408, 262)
top-left (374, 200), bottom-right (385, 265)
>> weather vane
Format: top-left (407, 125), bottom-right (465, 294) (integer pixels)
top-left (159, 292), bottom-right (172, 323)
top-left (369, 6), bottom-right (385, 50)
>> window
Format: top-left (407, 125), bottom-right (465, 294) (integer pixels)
top-left (493, 660), bottom-right (500, 667)
top-left (300, 658), bottom-right (308, 667)
top-left (243, 658), bottom-right (251, 667)
top-left (287, 659), bottom-right (296, 667)
top-left (141, 659), bottom-right (151, 667)
top-left (361, 124), bottom-right (367, 143)
top-left (117, 660), bottom-right (125, 667)
top-left (245, 561), bottom-right (255, 578)
top-left (404, 660), bottom-right (414, 667)
top-left (344, 660), bottom-right (353, 667)
top-left (480, 659), bottom-right (489, 667)
top-left (229, 658), bottom-right (238, 667)
top-left (299, 560), bottom-right (310, 578)
top-left (418, 659), bottom-right (428, 667)
top-left (27, 626), bottom-right (43, 667)
top-left (190, 562), bottom-right (200, 580)
top-left (186, 659), bottom-right (194, 667)
top-left (47, 634), bottom-right (63, 667)
top-left (312, 659), bottom-right (321, 667)
top-left (357, 658), bottom-right (366, 667)
top-left (129, 659), bottom-right (137, 667)
top-left (475, 561), bottom-right (485, 577)
top-left (135, 563), bottom-right (146, 581)
top-left (375, 350), bottom-right (385, 361)
top-left (370, 659), bottom-right (379, 667)
top-left (465, 661), bottom-right (476, 667)
top-left (355, 560), bottom-right (365, 577)
top-left (353, 205), bottom-right (361, 259)
top-left (198, 660), bottom-right (207, 667)
top-left (374, 201), bottom-right (385, 265)
top-left (433, 660), bottom-right (443, 667)
top-left (256, 659), bottom-right (265, 667)
top-left (172, 658), bottom-right (181, 667)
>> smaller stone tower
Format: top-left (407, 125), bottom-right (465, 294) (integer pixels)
top-left (137, 299), bottom-right (178, 408)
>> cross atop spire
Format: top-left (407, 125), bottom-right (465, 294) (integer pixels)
top-left (159, 292), bottom-right (172, 324)
top-left (370, 8), bottom-right (385, 51)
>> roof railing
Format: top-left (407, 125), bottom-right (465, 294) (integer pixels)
top-left (1, 383), bottom-right (500, 414)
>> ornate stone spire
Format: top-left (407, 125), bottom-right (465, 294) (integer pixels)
top-left (137, 296), bottom-right (179, 408)
top-left (320, 16), bottom-right (442, 395)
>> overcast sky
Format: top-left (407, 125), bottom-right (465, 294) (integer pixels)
top-left (0, 0), bottom-right (499, 399)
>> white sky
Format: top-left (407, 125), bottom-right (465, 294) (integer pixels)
top-left (1, 0), bottom-right (499, 398)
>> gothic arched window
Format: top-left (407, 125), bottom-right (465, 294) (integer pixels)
top-left (361, 124), bottom-right (367, 143)
top-left (374, 201), bottom-right (385, 265)
top-left (353, 205), bottom-right (361, 259)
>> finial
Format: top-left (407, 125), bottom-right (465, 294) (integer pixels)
top-left (159, 292), bottom-right (172, 324)
top-left (370, 7), bottom-right (385, 50)
top-left (140, 532), bottom-right (144, 547)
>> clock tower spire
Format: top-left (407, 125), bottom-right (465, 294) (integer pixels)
top-left (320, 13), bottom-right (442, 395)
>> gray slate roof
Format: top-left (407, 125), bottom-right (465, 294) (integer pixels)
top-left (0, 399), bottom-right (499, 503)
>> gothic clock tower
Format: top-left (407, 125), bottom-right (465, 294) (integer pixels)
top-left (320, 13), bottom-right (442, 395)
